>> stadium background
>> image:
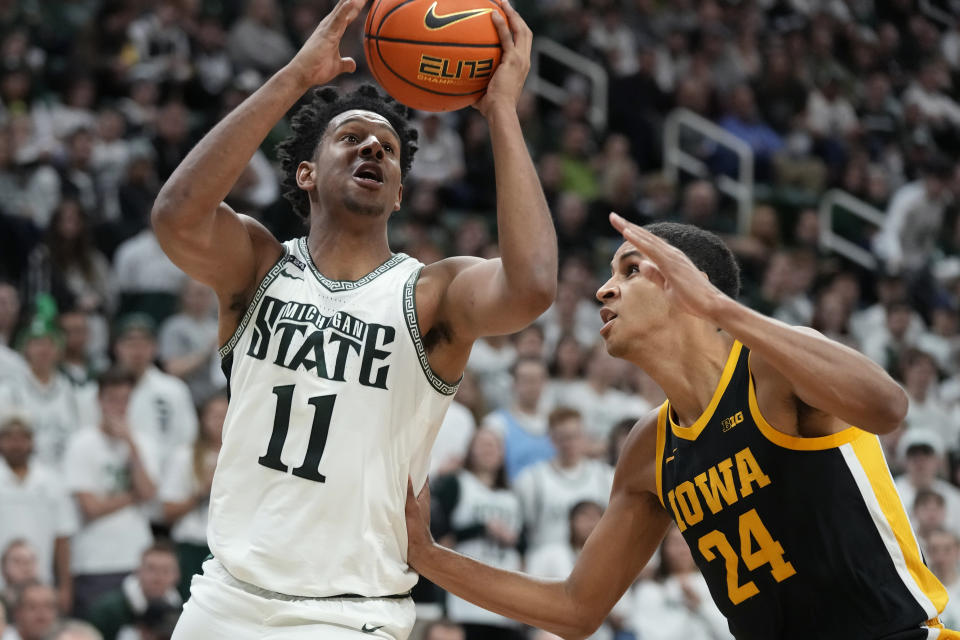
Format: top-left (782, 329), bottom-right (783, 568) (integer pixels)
top-left (1, 0), bottom-right (960, 638)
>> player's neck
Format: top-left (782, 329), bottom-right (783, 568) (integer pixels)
top-left (630, 327), bottom-right (734, 428)
top-left (306, 215), bottom-right (393, 282)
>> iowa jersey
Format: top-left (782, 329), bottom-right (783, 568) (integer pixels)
top-left (211, 238), bottom-right (457, 598)
top-left (656, 340), bottom-right (955, 640)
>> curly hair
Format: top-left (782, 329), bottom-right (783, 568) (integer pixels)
top-left (276, 83), bottom-right (419, 219)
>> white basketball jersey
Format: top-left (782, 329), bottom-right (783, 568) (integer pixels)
top-left (210, 238), bottom-right (458, 598)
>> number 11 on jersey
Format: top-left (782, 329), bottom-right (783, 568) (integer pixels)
top-left (259, 384), bottom-right (335, 483)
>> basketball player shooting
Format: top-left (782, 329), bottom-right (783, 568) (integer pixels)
top-left (151, 0), bottom-right (556, 638)
top-left (405, 215), bottom-right (960, 640)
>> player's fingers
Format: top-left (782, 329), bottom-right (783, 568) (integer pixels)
top-left (501, 1), bottom-right (532, 52)
top-left (340, 56), bottom-right (357, 74)
top-left (330, 0), bottom-right (368, 33)
top-left (490, 11), bottom-right (514, 52)
top-left (613, 214), bottom-right (670, 262)
top-left (639, 261), bottom-right (666, 290)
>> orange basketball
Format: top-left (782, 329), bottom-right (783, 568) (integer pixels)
top-left (364, 0), bottom-right (506, 112)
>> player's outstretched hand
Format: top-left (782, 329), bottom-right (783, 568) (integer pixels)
top-left (609, 212), bottom-right (728, 322)
top-left (405, 477), bottom-right (434, 568)
top-left (286, 0), bottom-right (368, 88)
top-left (474, 0), bottom-right (531, 116)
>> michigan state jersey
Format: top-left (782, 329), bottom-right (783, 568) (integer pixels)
top-left (211, 238), bottom-right (458, 598)
top-left (656, 341), bottom-right (953, 640)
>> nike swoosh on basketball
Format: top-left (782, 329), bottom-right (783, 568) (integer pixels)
top-left (362, 624), bottom-right (384, 633)
top-left (424, 2), bottom-right (493, 29)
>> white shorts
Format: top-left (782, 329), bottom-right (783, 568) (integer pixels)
top-left (172, 558), bottom-right (416, 640)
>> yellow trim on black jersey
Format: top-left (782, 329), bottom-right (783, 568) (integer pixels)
top-left (654, 401), bottom-right (668, 508)
top-left (669, 341), bottom-right (743, 441)
top-left (849, 436), bottom-right (950, 615)
top-left (746, 354), bottom-right (864, 451)
top-left (925, 618), bottom-right (960, 638)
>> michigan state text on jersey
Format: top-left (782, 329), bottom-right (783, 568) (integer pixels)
top-left (151, 0), bottom-right (555, 637)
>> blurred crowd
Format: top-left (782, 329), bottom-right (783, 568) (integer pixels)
top-left (1, 0), bottom-right (960, 639)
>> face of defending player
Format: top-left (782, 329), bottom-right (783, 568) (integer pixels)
top-left (300, 109), bottom-right (403, 219)
top-left (595, 242), bottom-right (672, 358)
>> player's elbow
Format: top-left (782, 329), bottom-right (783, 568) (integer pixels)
top-left (552, 596), bottom-right (605, 640)
top-left (150, 193), bottom-right (178, 231)
top-left (561, 611), bottom-right (604, 640)
top-left (875, 384), bottom-right (909, 434)
top-left (525, 273), bottom-right (557, 315)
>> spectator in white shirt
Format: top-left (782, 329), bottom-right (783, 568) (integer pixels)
top-left (526, 501), bottom-right (627, 640)
top-left (903, 59), bottom-right (960, 130)
top-left (850, 273), bottom-right (926, 347)
top-left (467, 335), bottom-right (516, 411)
top-left (160, 391), bottom-right (225, 599)
top-left (874, 158), bottom-right (954, 276)
top-left (64, 368), bottom-right (158, 619)
top-left (408, 113), bottom-right (465, 188)
top-left (541, 281), bottom-right (603, 355)
top-left (1, 540), bottom-right (39, 616)
top-left (862, 300), bottom-right (926, 376)
top-left (58, 309), bottom-right (103, 429)
top-left (925, 529), bottom-right (960, 630)
top-left (514, 408), bottom-right (614, 553)
top-left (9, 582), bottom-right (59, 640)
top-left (87, 542), bottom-right (182, 640)
top-left (0, 318), bottom-right (83, 469)
top-left (627, 526), bottom-right (733, 640)
top-left (111, 229), bottom-right (186, 322)
top-left (900, 349), bottom-right (958, 446)
top-left (544, 333), bottom-right (587, 411)
top-left (0, 416), bottom-right (75, 613)
top-left (113, 314), bottom-right (198, 476)
top-left (894, 429), bottom-right (960, 535)
top-left (563, 344), bottom-right (648, 452)
top-left (428, 399), bottom-right (476, 478)
top-left (913, 489), bottom-right (948, 550)
top-left (158, 280), bottom-right (220, 404)
top-left (806, 74), bottom-right (859, 139)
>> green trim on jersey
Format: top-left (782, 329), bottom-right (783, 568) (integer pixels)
top-left (218, 248), bottom-right (290, 359)
top-left (402, 268), bottom-right (460, 396)
top-left (298, 237), bottom-right (409, 292)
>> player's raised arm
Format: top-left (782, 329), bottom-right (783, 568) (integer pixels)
top-left (406, 412), bottom-right (672, 640)
top-left (150, 0), bottom-right (368, 297)
top-left (610, 213), bottom-right (908, 435)
top-left (428, 2), bottom-right (557, 340)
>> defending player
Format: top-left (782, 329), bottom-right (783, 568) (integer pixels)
top-left (152, 0), bottom-right (556, 638)
top-left (405, 215), bottom-right (960, 640)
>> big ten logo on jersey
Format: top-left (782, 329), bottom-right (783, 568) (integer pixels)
top-left (667, 447), bottom-right (796, 605)
top-left (418, 54), bottom-right (493, 85)
top-left (247, 296), bottom-right (395, 390)
top-left (721, 411), bottom-right (744, 432)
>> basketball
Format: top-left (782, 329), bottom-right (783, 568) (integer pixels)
top-left (364, 0), bottom-right (507, 112)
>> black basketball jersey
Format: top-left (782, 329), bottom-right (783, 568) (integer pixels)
top-left (656, 341), bottom-right (954, 640)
